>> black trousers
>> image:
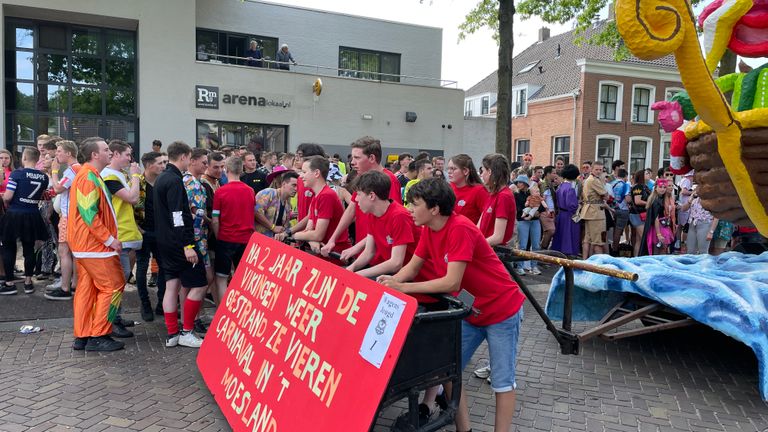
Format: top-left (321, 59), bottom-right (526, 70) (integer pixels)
top-left (3, 239), bottom-right (35, 280)
top-left (136, 230), bottom-right (165, 306)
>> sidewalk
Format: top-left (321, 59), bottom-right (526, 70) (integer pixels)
top-left (0, 267), bottom-right (766, 431)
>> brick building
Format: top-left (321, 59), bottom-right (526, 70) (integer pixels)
top-left (464, 23), bottom-right (683, 175)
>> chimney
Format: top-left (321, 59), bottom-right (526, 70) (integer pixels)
top-left (538, 27), bottom-right (550, 42)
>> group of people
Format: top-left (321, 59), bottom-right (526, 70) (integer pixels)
top-left (1, 132), bottom-right (762, 431)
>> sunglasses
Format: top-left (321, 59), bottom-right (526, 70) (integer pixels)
top-left (664, 173), bottom-right (674, 177)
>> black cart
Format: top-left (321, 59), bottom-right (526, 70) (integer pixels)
top-left (376, 295), bottom-right (471, 432)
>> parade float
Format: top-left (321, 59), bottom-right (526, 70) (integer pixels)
top-left (524, 0), bottom-right (768, 401)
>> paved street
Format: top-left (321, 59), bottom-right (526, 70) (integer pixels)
top-left (1, 267), bottom-right (767, 431)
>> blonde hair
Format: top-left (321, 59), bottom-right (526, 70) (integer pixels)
top-left (57, 140), bottom-right (78, 158)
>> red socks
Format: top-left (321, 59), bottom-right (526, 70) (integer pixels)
top-left (182, 299), bottom-right (202, 331)
top-left (164, 312), bottom-right (179, 335)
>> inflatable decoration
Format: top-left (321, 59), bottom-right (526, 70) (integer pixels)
top-left (616, 0), bottom-right (768, 235)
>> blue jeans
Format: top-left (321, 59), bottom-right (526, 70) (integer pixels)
top-left (461, 309), bottom-right (523, 393)
top-left (516, 219), bottom-right (541, 271)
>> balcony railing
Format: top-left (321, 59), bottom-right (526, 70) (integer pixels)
top-left (196, 52), bottom-right (458, 88)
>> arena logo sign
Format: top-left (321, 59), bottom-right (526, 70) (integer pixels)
top-left (195, 85), bottom-right (291, 110)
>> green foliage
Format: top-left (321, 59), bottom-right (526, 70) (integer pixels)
top-left (458, 0), bottom-right (501, 43)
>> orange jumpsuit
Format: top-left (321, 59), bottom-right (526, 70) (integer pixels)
top-left (67, 163), bottom-right (126, 338)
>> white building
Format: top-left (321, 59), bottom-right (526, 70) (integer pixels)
top-left (1, 0), bottom-right (464, 159)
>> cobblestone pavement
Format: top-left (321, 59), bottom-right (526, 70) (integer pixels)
top-left (0, 268), bottom-right (767, 431)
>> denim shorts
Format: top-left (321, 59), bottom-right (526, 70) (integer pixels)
top-left (461, 308), bottom-right (523, 393)
top-left (629, 213), bottom-right (644, 227)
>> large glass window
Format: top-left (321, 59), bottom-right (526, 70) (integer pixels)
top-left (481, 96), bottom-right (489, 115)
top-left (197, 120), bottom-right (287, 154)
top-left (599, 84), bottom-right (619, 121)
top-left (514, 88), bottom-right (527, 116)
top-left (632, 87), bottom-right (652, 123)
top-left (553, 136), bottom-right (570, 164)
top-left (338, 47), bottom-right (401, 82)
top-left (596, 136), bottom-right (618, 167)
top-left (4, 18), bottom-right (137, 154)
top-left (515, 139), bottom-right (530, 163)
top-left (629, 138), bottom-right (651, 174)
top-left (196, 28), bottom-right (278, 67)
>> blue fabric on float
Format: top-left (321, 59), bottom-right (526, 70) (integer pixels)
top-left (544, 252), bottom-right (768, 400)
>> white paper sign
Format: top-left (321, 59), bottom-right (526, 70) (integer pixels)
top-left (172, 211), bottom-right (184, 227)
top-left (359, 292), bottom-right (407, 368)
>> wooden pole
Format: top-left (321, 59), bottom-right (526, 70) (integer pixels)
top-left (498, 248), bottom-right (639, 281)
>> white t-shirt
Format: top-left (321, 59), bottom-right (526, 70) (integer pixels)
top-left (58, 164), bottom-right (79, 218)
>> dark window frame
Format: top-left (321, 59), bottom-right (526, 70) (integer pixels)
top-left (196, 119), bottom-right (288, 154)
top-left (338, 46), bottom-right (401, 83)
top-left (515, 139), bottom-right (530, 162)
top-left (4, 17), bottom-right (138, 156)
top-left (632, 86), bottom-right (651, 123)
top-left (599, 84), bottom-right (619, 121)
top-left (552, 136), bottom-right (570, 164)
top-left (196, 28), bottom-right (279, 67)
top-left (481, 96), bottom-right (489, 115)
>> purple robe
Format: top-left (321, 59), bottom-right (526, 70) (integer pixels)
top-left (552, 181), bottom-right (580, 255)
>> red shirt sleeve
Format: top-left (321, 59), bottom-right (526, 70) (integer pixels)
top-left (389, 210), bottom-right (415, 247)
top-left (494, 189), bottom-right (514, 220)
top-left (387, 171), bottom-right (403, 204)
top-left (414, 230), bottom-right (430, 260)
top-left (213, 188), bottom-right (221, 213)
top-left (314, 190), bottom-right (334, 220)
top-left (446, 224), bottom-right (475, 263)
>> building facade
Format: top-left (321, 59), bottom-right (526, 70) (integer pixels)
top-left (464, 24), bottom-right (683, 173)
top-left (2, 0), bottom-right (463, 158)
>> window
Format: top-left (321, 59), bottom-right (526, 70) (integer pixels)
top-left (595, 135), bottom-right (620, 167)
top-left (514, 88), bottom-right (527, 116)
top-left (632, 85), bottom-right (654, 123)
top-left (338, 47), bottom-right (401, 82)
top-left (464, 100), bottom-right (473, 117)
top-left (665, 87), bottom-right (684, 101)
top-left (660, 137), bottom-right (671, 168)
top-left (4, 18), bottom-right (137, 155)
top-left (197, 120), bottom-right (287, 153)
top-left (195, 28), bottom-right (278, 67)
top-left (515, 139), bottom-right (530, 163)
top-left (552, 136), bottom-right (570, 164)
top-left (629, 137), bottom-right (652, 174)
top-left (517, 61), bottom-right (538, 74)
top-left (598, 82), bottom-right (623, 121)
top-left (481, 96), bottom-right (489, 115)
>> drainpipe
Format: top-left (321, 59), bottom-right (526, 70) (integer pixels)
top-left (571, 89), bottom-right (580, 162)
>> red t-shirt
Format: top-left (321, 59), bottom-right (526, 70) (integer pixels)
top-left (478, 187), bottom-right (516, 245)
top-left (367, 202), bottom-right (419, 266)
top-left (309, 185), bottom-right (350, 252)
top-left (297, 180), bottom-right (314, 220)
top-left (451, 183), bottom-right (489, 224)
top-left (213, 181), bottom-right (255, 243)
top-left (352, 169), bottom-right (403, 243)
top-left (414, 214), bottom-right (524, 326)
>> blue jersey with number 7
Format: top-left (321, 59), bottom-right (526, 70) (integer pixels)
top-left (6, 168), bottom-right (49, 212)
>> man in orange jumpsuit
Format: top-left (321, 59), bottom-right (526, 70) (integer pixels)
top-left (68, 137), bottom-right (126, 352)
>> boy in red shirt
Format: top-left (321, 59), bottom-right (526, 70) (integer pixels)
top-left (345, 171), bottom-right (420, 279)
top-left (212, 156), bottom-right (255, 300)
top-left (379, 177), bottom-right (525, 432)
top-left (321, 136), bottom-right (401, 257)
top-left (293, 156), bottom-right (350, 256)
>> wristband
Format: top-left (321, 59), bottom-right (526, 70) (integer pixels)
top-left (131, 174), bottom-right (141, 178)
top-left (270, 223), bottom-right (276, 231)
top-left (51, 170), bottom-right (59, 174)
top-left (184, 244), bottom-right (194, 250)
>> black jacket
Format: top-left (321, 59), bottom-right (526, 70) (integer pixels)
top-left (154, 164), bottom-right (194, 253)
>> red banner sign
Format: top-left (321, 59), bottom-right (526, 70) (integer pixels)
top-left (197, 235), bottom-right (418, 431)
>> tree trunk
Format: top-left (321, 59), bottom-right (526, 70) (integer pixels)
top-left (495, 0), bottom-right (514, 157)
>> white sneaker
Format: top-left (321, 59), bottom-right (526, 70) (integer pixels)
top-left (474, 365), bottom-right (491, 379)
top-left (179, 331), bottom-right (203, 348)
top-left (515, 268), bottom-right (526, 276)
top-left (46, 279), bottom-right (62, 290)
top-left (530, 267), bottom-right (542, 275)
top-left (165, 333), bottom-right (179, 347)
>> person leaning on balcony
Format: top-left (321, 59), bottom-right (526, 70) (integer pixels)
top-left (245, 40), bottom-right (263, 68)
top-left (276, 44), bottom-right (297, 70)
